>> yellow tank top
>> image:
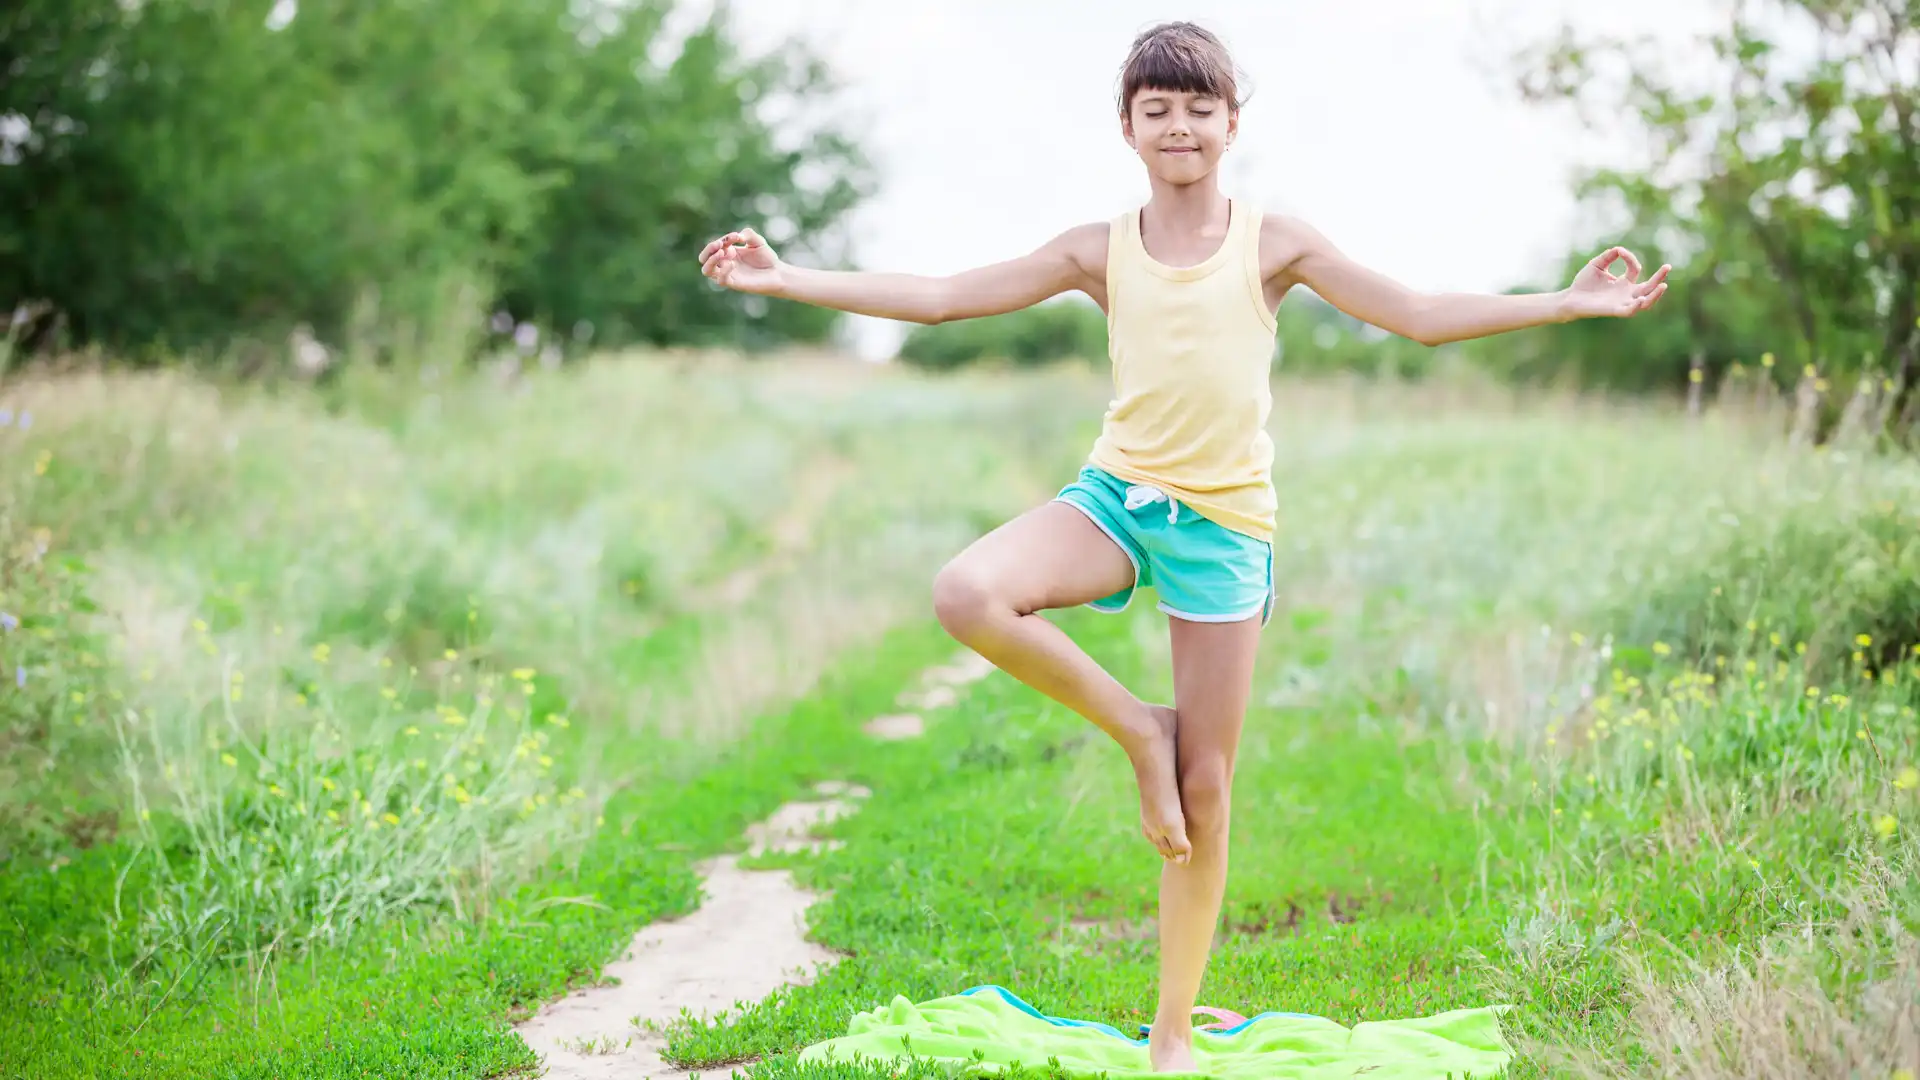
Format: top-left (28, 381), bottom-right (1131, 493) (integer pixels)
top-left (1087, 198), bottom-right (1279, 543)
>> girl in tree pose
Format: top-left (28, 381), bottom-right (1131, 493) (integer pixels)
top-left (699, 20), bottom-right (1667, 1072)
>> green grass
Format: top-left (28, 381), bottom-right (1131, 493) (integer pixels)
top-left (3, 361), bottom-right (1918, 1079)
top-left (671, 606), bottom-right (1529, 1073)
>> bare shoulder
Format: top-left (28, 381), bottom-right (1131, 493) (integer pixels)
top-left (1045, 220), bottom-right (1113, 283)
top-left (1256, 212), bottom-right (1334, 285)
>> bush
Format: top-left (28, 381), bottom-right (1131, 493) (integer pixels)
top-left (1607, 475), bottom-right (1920, 681)
top-left (896, 299), bottom-right (1107, 371)
top-left (111, 656), bottom-right (595, 971)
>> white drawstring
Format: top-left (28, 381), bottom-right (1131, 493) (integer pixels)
top-left (1123, 484), bottom-right (1180, 524)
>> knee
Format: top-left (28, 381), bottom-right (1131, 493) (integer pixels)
top-left (1179, 756), bottom-right (1234, 840)
top-left (931, 559), bottom-right (999, 639)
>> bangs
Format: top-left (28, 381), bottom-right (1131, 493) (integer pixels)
top-left (1117, 26), bottom-right (1241, 115)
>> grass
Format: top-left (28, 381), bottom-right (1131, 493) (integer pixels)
top-left (2, 357), bottom-right (1918, 1078)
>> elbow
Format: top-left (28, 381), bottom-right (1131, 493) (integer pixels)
top-left (919, 281), bottom-right (957, 326)
top-left (1402, 297), bottom-right (1445, 347)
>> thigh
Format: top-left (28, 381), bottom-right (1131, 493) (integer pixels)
top-left (945, 500), bottom-right (1137, 615)
top-left (1167, 614), bottom-right (1263, 771)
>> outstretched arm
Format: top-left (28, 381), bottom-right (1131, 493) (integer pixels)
top-left (1269, 217), bottom-right (1669, 347)
top-left (698, 224), bottom-right (1103, 325)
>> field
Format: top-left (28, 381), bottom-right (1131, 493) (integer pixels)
top-left (3, 352), bottom-right (1918, 1079)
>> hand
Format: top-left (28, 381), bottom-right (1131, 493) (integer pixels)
top-left (698, 227), bottom-right (785, 296)
top-left (1563, 245), bottom-right (1670, 319)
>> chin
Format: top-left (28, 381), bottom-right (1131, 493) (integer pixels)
top-left (1149, 166), bottom-right (1214, 187)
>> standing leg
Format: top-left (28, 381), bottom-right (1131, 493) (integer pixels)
top-left (933, 501), bottom-right (1191, 863)
top-left (1147, 613), bottom-right (1263, 1072)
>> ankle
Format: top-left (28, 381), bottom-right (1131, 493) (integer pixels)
top-left (1150, 1010), bottom-right (1194, 1040)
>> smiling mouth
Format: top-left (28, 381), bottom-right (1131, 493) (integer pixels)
top-left (1163, 147), bottom-right (1197, 154)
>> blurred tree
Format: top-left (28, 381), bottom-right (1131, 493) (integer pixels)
top-left (496, 1), bottom-right (871, 353)
top-left (0, 0), bottom-right (870, 364)
top-left (1272, 290), bottom-right (1437, 380)
top-left (1486, 0), bottom-right (1920, 438)
top-left (896, 297), bottom-right (1108, 371)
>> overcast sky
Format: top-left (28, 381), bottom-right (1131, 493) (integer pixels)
top-left (701, 0), bottom-right (1725, 359)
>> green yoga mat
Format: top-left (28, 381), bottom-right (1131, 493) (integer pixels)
top-left (797, 985), bottom-right (1514, 1079)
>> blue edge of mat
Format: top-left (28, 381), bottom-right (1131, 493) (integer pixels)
top-left (959, 984), bottom-right (1327, 1046)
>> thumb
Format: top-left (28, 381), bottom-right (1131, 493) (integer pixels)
top-left (739, 227), bottom-right (768, 250)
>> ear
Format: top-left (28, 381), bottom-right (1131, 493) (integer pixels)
top-left (1120, 110), bottom-right (1136, 147)
top-left (1226, 107), bottom-right (1239, 145)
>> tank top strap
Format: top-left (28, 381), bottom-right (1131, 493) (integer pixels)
top-left (1233, 199), bottom-right (1273, 332)
top-left (1106, 209), bottom-right (1134, 311)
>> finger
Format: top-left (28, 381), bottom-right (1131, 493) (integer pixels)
top-left (1588, 245), bottom-right (1623, 271)
top-left (1617, 248), bottom-right (1643, 282)
top-left (740, 227), bottom-right (766, 249)
top-left (1623, 283), bottom-right (1666, 314)
top-left (1636, 265), bottom-right (1671, 296)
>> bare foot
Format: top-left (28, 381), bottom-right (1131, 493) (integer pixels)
top-left (1149, 1017), bottom-right (1197, 1072)
top-left (1126, 704), bottom-right (1190, 864)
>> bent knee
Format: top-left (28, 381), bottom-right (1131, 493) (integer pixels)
top-left (931, 560), bottom-right (1003, 636)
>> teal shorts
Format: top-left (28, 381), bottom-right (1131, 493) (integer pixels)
top-left (1053, 466), bottom-right (1274, 626)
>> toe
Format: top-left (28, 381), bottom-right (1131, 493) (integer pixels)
top-left (1167, 829), bottom-right (1192, 864)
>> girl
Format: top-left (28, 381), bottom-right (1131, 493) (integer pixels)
top-left (698, 20), bottom-right (1667, 1071)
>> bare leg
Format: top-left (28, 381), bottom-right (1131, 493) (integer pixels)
top-left (932, 501), bottom-right (1191, 863)
top-left (1148, 613), bottom-right (1263, 1072)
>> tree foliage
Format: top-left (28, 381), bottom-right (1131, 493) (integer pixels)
top-left (1484, 0), bottom-right (1920, 436)
top-left (896, 298), bottom-right (1109, 371)
top-left (0, 0), bottom-right (870, 363)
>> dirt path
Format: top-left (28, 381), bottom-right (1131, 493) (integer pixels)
top-left (510, 650), bottom-right (996, 1079)
top-left (709, 454), bottom-right (854, 608)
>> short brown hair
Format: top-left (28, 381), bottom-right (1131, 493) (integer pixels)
top-left (1116, 21), bottom-right (1247, 119)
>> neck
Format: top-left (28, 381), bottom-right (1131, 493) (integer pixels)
top-left (1142, 175), bottom-right (1229, 233)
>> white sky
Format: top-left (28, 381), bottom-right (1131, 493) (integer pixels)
top-left (710, 0), bottom-right (1727, 360)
